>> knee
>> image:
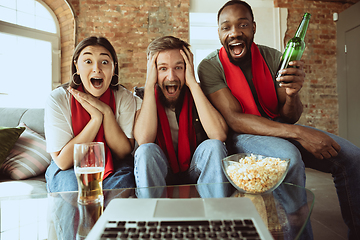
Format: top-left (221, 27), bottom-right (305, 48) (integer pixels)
top-left (135, 143), bottom-right (161, 157)
top-left (256, 139), bottom-right (304, 172)
top-left (285, 146), bottom-right (304, 169)
top-left (198, 139), bottom-right (227, 155)
top-left (134, 143), bottom-right (167, 169)
top-left (46, 167), bottom-right (78, 192)
top-left (192, 140), bottom-right (227, 171)
top-left (205, 139), bottom-right (226, 148)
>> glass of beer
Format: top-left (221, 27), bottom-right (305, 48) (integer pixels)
top-left (74, 142), bottom-right (105, 205)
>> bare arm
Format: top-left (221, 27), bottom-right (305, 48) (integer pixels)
top-left (102, 107), bottom-right (134, 158)
top-left (188, 82), bottom-right (228, 141)
top-left (133, 52), bottom-right (159, 145)
top-left (181, 48), bottom-right (228, 141)
top-left (50, 95), bottom-right (103, 170)
top-left (208, 87), bottom-right (340, 159)
top-left (208, 87), bottom-right (296, 138)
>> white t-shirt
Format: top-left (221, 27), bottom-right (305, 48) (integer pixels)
top-left (44, 86), bottom-right (142, 153)
top-left (165, 108), bottom-right (178, 152)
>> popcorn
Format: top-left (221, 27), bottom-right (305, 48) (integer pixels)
top-left (226, 154), bottom-right (288, 193)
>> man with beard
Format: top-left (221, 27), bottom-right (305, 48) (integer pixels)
top-left (198, 1), bottom-right (360, 239)
top-left (133, 36), bottom-right (230, 197)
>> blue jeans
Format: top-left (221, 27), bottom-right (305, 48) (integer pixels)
top-left (45, 155), bottom-right (135, 192)
top-left (227, 125), bottom-right (360, 240)
top-left (134, 139), bottom-right (232, 198)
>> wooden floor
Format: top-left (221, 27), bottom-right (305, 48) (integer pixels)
top-left (305, 168), bottom-right (348, 240)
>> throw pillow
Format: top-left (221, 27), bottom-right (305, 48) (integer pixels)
top-left (0, 126), bottom-right (25, 166)
top-left (0, 123), bottom-right (51, 180)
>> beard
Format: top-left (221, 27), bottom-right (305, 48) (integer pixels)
top-left (225, 36), bottom-right (253, 66)
top-left (156, 84), bottom-right (186, 110)
top-left (226, 47), bottom-right (252, 66)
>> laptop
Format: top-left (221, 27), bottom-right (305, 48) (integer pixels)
top-left (85, 197), bottom-right (274, 240)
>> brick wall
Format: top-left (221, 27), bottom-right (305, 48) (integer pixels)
top-left (67, 0), bottom-right (189, 90)
top-left (274, 0), bottom-right (357, 134)
top-left (44, 0), bottom-right (359, 135)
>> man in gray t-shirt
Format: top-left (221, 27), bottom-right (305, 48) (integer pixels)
top-left (198, 1), bottom-right (360, 239)
top-left (199, 45), bottom-right (282, 119)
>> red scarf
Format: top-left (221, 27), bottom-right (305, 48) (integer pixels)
top-left (155, 87), bottom-right (196, 173)
top-left (219, 43), bottom-right (280, 119)
top-left (71, 85), bottom-right (116, 179)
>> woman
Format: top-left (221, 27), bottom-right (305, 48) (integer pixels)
top-left (45, 36), bottom-right (141, 192)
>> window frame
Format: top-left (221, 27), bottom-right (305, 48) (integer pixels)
top-left (0, 0), bottom-right (61, 91)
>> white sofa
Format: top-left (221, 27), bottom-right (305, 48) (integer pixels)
top-left (0, 108), bottom-right (48, 197)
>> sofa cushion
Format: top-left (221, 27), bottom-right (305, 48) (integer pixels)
top-left (0, 123), bottom-right (51, 180)
top-left (0, 108), bottom-right (45, 138)
top-left (0, 126), bottom-right (25, 166)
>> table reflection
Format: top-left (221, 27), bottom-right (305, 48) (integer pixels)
top-left (48, 189), bottom-right (135, 240)
top-left (135, 182), bottom-right (234, 199)
top-left (46, 182), bottom-right (313, 240)
top-left (135, 182), bottom-right (312, 239)
top-left (76, 202), bottom-right (103, 240)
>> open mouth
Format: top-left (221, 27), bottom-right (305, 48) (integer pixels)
top-left (90, 78), bottom-right (104, 89)
top-left (164, 82), bottom-right (180, 97)
top-left (229, 42), bottom-right (245, 57)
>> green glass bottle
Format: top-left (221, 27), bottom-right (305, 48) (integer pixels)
top-left (276, 13), bottom-right (311, 79)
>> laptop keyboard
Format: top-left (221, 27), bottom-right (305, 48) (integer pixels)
top-left (100, 219), bottom-right (261, 239)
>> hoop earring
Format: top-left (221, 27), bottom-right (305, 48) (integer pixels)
top-left (72, 73), bottom-right (81, 85)
top-left (110, 74), bottom-right (120, 87)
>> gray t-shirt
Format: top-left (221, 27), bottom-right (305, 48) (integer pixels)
top-left (198, 44), bottom-right (282, 96)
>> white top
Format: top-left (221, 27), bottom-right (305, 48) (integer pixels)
top-left (44, 86), bottom-right (142, 153)
top-left (165, 108), bottom-right (179, 152)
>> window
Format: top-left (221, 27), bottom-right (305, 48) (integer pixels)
top-left (190, 12), bottom-right (221, 82)
top-left (0, 0), bottom-right (60, 108)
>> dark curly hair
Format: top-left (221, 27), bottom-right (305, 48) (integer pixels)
top-left (217, 0), bottom-right (254, 23)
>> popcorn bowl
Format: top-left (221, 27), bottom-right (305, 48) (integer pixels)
top-left (222, 153), bottom-right (290, 194)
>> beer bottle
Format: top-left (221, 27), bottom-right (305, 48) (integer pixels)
top-left (276, 13), bottom-right (311, 79)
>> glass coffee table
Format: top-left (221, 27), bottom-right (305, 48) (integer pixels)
top-left (0, 182), bottom-right (314, 240)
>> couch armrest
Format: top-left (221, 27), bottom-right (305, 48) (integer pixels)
top-left (0, 108), bottom-right (45, 137)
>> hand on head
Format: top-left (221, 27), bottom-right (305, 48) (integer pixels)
top-left (145, 52), bottom-right (160, 89)
top-left (179, 46), bottom-right (197, 87)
